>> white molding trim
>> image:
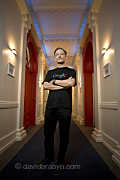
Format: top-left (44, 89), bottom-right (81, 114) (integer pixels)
top-left (91, 128), bottom-right (103, 142)
top-left (34, 6), bottom-right (87, 12)
top-left (0, 101), bottom-right (19, 109)
top-left (16, 0), bottom-right (29, 15)
top-left (100, 101), bottom-right (119, 110)
top-left (102, 131), bottom-right (120, 168)
top-left (112, 149), bottom-right (120, 168)
top-left (0, 130), bottom-right (16, 154)
top-left (43, 33), bottom-right (81, 41)
top-left (102, 132), bottom-right (119, 153)
top-left (16, 127), bottom-right (26, 141)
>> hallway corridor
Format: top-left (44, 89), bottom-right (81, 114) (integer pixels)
top-left (0, 0), bottom-right (120, 179)
top-left (0, 120), bottom-right (120, 179)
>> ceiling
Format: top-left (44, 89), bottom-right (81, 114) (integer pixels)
top-left (26, 0), bottom-right (92, 68)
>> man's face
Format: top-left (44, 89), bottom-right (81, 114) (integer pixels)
top-left (54, 49), bottom-right (66, 64)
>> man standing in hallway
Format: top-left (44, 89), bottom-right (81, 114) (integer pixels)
top-left (42, 47), bottom-right (77, 165)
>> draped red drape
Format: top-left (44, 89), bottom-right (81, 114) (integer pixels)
top-left (24, 30), bottom-right (38, 128)
top-left (82, 31), bottom-right (94, 126)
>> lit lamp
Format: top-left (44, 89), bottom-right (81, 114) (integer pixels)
top-left (101, 46), bottom-right (114, 61)
top-left (9, 48), bottom-right (17, 56)
top-left (101, 47), bottom-right (108, 55)
top-left (11, 49), bottom-right (17, 56)
top-left (8, 47), bottom-right (17, 60)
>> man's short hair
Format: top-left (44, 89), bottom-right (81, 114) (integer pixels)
top-left (54, 47), bottom-right (67, 56)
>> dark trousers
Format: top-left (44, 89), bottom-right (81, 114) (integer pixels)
top-left (44, 107), bottom-right (72, 163)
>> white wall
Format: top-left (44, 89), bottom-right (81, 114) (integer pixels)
top-left (97, 0), bottom-right (120, 166)
top-left (0, 0), bottom-right (22, 153)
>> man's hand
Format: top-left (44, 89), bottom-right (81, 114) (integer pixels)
top-left (43, 81), bottom-right (64, 90)
top-left (43, 76), bottom-right (76, 90)
top-left (54, 77), bottom-right (75, 87)
top-left (49, 79), bottom-right (55, 84)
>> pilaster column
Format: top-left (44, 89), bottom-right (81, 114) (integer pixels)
top-left (72, 53), bottom-right (79, 120)
top-left (72, 51), bottom-right (84, 125)
top-left (72, 67), bottom-right (77, 120)
top-left (78, 50), bottom-right (84, 125)
top-left (38, 54), bottom-right (46, 124)
top-left (88, 10), bottom-right (103, 142)
top-left (35, 48), bottom-right (42, 125)
top-left (16, 14), bottom-right (32, 141)
top-left (75, 51), bottom-right (84, 125)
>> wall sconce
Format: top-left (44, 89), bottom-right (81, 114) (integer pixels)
top-left (101, 47), bottom-right (109, 55)
top-left (101, 46), bottom-right (114, 61)
top-left (9, 48), bottom-right (17, 56)
top-left (8, 47), bottom-right (17, 60)
top-left (11, 49), bottom-right (17, 55)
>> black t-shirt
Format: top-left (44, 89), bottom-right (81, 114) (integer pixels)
top-left (43, 67), bottom-right (77, 109)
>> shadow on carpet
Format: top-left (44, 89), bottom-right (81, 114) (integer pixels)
top-left (0, 120), bottom-right (117, 179)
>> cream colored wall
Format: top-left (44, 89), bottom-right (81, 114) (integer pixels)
top-left (98, 0), bottom-right (120, 142)
top-left (96, 0), bottom-right (120, 167)
top-left (0, 0), bottom-right (23, 153)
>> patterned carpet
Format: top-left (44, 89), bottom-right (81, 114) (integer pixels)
top-left (0, 120), bottom-right (117, 179)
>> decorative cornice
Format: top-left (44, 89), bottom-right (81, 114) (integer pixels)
top-left (43, 33), bottom-right (81, 41)
top-left (33, 0), bottom-right (90, 12)
top-left (79, 0), bottom-right (103, 48)
top-left (16, 0), bottom-right (42, 49)
top-left (87, 0), bottom-right (103, 29)
top-left (16, 0), bottom-right (29, 15)
top-left (91, 0), bottom-right (103, 13)
top-left (16, 0), bottom-right (33, 31)
top-left (34, 7), bottom-right (87, 12)
top-left (88, 11), bottom-right (99, 30)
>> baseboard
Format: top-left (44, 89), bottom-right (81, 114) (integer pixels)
top-left (0, 130), bottom-right (16, 154)
top-left (16, 127), bottom-right (26, 141)
top-left (102, 132), bottom-right (118, 153)
top-left (91, 128), bottom-right (103, 142)
top-left (102, 131), bottom-right (120, 168)
top-left (112, 149), bottom-right (120, 168)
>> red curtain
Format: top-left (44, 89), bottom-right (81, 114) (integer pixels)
top-left (82, 31), bottom-right (94, 126)
top-left (24, 30), bottom-right (38, 128)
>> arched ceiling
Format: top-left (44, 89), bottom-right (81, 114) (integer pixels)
top-left (25, 0), bottom-right (92, 68)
